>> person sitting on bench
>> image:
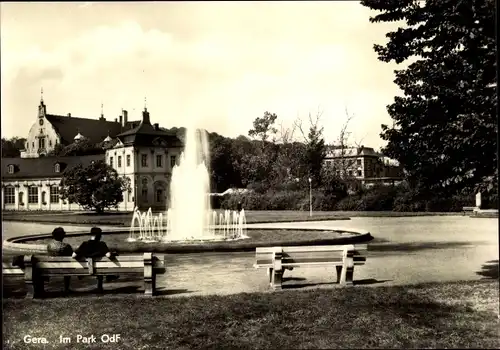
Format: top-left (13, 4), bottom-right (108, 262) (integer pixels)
top-left (47, 227), bottom-right (74, 293)
top-left (72, 227), bottom-right (118, 282)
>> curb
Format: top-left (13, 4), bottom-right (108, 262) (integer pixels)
top-left (3, 227), bottom-right (373, 254)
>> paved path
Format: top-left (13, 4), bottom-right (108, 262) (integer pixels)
top-left (2, 217), bottom-right (498, 298)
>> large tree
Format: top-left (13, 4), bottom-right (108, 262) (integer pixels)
top-left (361, 0), bottom-right (496, 197)
top-left (59, 160), bottom-right (130, 213)
top-left (295, 110), bottom-right (327, 184)
top-left (1, 137), bottom-right (27, 158)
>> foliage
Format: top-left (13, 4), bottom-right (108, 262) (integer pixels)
top-left (320, 166), bottom-right (349, 200)
top-left (1, 137), bottom-right (26, 158)
top-left (248, 111), bottom-right (278, 144)
top-left (50, 139), bottom-right (104, 157)
top-left (295, 111), bottom-right (327, 184)
top-left (59, 160), bottom-right (130, 213)
top-left (362, 0), bottom-right (497, 197)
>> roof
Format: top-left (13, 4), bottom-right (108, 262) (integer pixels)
top-left (1, 154), bottom-right (105, 180)
top-left (45, 114), bottom-right (139, 146)
top-left (325, 147), bottom-right (381, 158)
top-left (117, 119), bottom-right (182, 148)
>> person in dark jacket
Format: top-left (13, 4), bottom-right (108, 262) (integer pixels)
top-left (46, 227), bottom-right (73, 293)
top-left (72, 227), bottom-right (118, 283)
top-left (72, 227), bottom-right (112, 259)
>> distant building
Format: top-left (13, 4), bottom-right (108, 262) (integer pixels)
top-left (2, 98), bottom-right (183, 211)
top-left (323, 146), bottom-right (403, 186)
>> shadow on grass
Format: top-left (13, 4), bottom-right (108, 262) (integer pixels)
top-left (283, 278), bottom-right (391, 289)
top-left (476, 260), bottom-right (499, 279)
top-left (369, 241), bottom-right (475, 253)
top-left (2, 274), bottom-right (192, 299)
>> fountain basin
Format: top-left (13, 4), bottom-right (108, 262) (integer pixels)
top-left (3, 227), bottom-right (373, 254)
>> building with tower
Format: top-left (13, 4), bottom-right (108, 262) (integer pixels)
top-left (1, 96), bottom-right (183, 211)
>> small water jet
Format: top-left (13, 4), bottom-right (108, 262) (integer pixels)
top-left (128, 127), bottom-right (248, 243)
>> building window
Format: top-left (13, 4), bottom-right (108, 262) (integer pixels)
top-left (357, 159), bottom-right (362, 166)
top-left (19, 192), bottom-right (24, 204)
top-left (28, 187), bottom-right (38, 204)
top-left (49, 140), bottom-right (52, 147)
top-left (141, 188), bottom-right (148, 202)
top-left (128, 189), bottom-right (132, 202)
top-left (41, 191), bottom-right (46, 204)
top-left (156, 155), bottom-right (163, 168)
top-left (357, 170), bottom-right (362, 177)
top-left (54, 164), bottom-right (60, 173)
top-left (141, 154), bottom-right (148, 167)
top-left (110, 156), bottom-right (114, 167)
top-left (348, 170), bottom-right (353, 177)
top-left (126, 155), bottom-right (131, 167)
top-left (50, 186), bottom-right (59, 203)
top-left (170, 155), bottom-right (176, 168)
top-left (8, 165), bottom-right (14, 174)
top-left (4, 186), bottom-right (15, 204)
top-left (156, 189), bottom-right (163, 202)
top-left (39, 119), bottom-right (44, 126)
top-left (32, 142), bottom-right (35, 149)
top-left (39, 137), bottom-right (45, 150)
top-left (118, 156), bottom-right (122, 168)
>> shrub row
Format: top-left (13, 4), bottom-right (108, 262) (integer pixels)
top-left (216, 186), bottom-right (483, 212)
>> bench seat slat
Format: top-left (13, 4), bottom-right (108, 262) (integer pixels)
top-left (255, 244), bottom-right (367, 254)
top-left (34, 256), bottom-right (150, 262)
top-left (2, 268), bottom-right (24, 275)
top-left (255, 261), bottom-right (366, 268)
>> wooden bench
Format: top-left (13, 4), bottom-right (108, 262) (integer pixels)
top-left (2, 262), bottom-right (25, 278)
top-left (254, 244), bottom-right (367, 290)
top-left (462, 206), bottom-right (478, 215)
top-left (2, 253), bottom-right (166, 298)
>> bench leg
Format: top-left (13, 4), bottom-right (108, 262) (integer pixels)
top-left (341, 267), bottom-right (354, 286)
top-left (144, 273), bottom-right (156, 297)
top-left (26, 276), bottom-right (44, 299)
top-left (335, 266), bottom-right (342, 283)
top-left (63, 276), bottom-right (71, 294)
top-left (271, 270), bottom-right (283, 291)
top-left (97, 276), bottom-right (104, 294)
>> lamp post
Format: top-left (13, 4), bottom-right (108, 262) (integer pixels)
top-left (308, 177), bottom-right (312, 217)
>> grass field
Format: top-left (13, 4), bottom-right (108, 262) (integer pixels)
top-left (1, 209), bottom-right (465, 227)
top-left (3, 280), bottom-right (498, 349)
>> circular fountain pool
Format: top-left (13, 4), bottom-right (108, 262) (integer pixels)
top-left (3, 226), bottom-right (373, 254)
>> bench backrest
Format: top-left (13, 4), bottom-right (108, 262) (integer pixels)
top-left (255, 244), bottom-right (367, 268)
top-left (7, 253), bottom-right (166, 276)
top-left (2, 263), bottom-right (24, 276)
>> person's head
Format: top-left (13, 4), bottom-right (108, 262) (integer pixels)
top-left (90, 227), bottom-right (102, 241)
top-left (52, 227), bottom-right (66, 241)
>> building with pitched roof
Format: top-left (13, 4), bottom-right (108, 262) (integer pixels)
top-left (323, 146), bottom-right (403, 186)
top-left (2, 98), bottom-right (183, 211)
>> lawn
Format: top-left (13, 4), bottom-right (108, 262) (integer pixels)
top-left (1, 209), bottom-right (463, 227)
top-left (3, 280), bottom-right (498, 349)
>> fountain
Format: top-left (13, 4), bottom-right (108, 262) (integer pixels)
top-left (127, 127), bottom-right (248, 243)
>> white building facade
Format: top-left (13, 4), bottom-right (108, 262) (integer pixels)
top-left (2, 99), bottom-right (183, 212)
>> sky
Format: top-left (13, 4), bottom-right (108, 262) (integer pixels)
top-left (1, 1), bottom-right (406, 149)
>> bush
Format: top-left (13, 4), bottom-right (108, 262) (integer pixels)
top-left (482, 193), bottom-right (498, 209)
top-left (336, 195), bottom-right (362, 211)
top-left (356, 185), bottom-right (398, 211)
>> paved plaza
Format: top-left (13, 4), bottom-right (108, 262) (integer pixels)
top-left (3, 216), bottom-right (498, 298)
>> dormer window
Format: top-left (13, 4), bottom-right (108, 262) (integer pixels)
top-left (7, 165), bottom-right (14, 174)
top-left (54, 164), bottom-right (60, 173)
top-left (39, 119), bottom-right (44, 126)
